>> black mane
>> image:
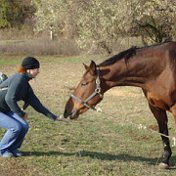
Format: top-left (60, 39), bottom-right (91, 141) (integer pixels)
top-left (100, 46), bottom-right (137, 66)
top-left (99, 41), bottom-right (174, 67)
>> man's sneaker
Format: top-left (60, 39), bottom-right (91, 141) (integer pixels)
top-left (12, 150), bottom-right (23, 157)
top-left (1, 150), bottom-right (14, 158)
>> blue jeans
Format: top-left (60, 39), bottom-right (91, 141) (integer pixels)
top-left (0, 112), bottom-right (29, 153)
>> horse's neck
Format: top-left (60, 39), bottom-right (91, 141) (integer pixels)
top-left (100, 55), bottom-right (164, 92)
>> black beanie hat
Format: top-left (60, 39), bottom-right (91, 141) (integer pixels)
top-left (22, 57), bottom-right (40, 69)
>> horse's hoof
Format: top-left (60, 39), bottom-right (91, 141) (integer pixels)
top-left (158, 162), bottom-right (170, 169)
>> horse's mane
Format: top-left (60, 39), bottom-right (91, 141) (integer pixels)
top-left (100, 46), bottom-right (137, 66)
top-left (99, 41), bottom-right (173, 67)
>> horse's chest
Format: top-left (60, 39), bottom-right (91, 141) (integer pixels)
top-left (146, 93), bottom-right (169, 109)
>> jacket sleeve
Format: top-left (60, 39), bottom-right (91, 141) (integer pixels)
top-left (26, 88), bottom-right (57, 120)
top-left (5, 76), bottom-right (25, 118)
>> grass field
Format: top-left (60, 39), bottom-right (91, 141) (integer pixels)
top-left (0, 54), bottom-right (176, 176)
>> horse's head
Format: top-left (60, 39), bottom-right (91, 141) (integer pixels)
top-left (64, 60), bottom-right (104, 119)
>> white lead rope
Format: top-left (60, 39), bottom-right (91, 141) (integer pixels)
top-left (93, 106), bottom-right (176, 147)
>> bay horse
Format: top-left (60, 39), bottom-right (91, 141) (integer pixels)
top-left (64, 41), bottom-right (176, 169)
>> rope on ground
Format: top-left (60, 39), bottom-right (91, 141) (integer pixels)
top-left (94, 107), bottom-right (176, 147)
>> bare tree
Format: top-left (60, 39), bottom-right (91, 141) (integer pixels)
top-left (32, 0), bottom-right (176, 52)
top-left (127, 0), bottom-right (176, 44)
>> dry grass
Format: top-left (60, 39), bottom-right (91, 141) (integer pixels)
top-left (0, 39), bottom-right (80, 56)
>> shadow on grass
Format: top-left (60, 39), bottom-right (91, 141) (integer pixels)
top-left (78, 150), bottom-right (158, 165)
top-left (24, 150), bottom-right (176, 167)
top-left (78, 150), bottom-right (176, 168)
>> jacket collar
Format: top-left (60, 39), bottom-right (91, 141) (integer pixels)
top-left (25, 73), bottom-right (33, 81)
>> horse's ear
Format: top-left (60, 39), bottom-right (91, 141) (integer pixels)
top-left (83, 63), bottom-right (89, 70)
top-left (89, 60), bottom-right (97, 75)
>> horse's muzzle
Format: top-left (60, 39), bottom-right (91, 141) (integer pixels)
top-left (64, 108), bottom-right (79, 119)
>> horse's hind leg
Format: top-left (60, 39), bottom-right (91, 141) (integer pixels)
top-left (148, 104), bottom-right (172, 169)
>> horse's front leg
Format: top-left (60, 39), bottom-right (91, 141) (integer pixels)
top-left (148, 104), bottom-right (172, 169)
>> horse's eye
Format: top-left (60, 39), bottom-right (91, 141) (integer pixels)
top-left (80, 81), bottom-right (88, 87)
